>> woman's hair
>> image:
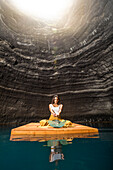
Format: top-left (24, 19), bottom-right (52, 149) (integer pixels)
top-left (51, 95), bottom-right (60, 104)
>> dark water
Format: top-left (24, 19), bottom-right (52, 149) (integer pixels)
top-left (0, 127), bottom-right (113, 170)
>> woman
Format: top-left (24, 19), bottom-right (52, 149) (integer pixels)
top-left (39, 95), bottom-right (72, 127)
top-left (49, 95), bottom-right (63, 121)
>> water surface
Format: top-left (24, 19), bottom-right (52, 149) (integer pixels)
top-left (0, 127), bottom-right (113, 170)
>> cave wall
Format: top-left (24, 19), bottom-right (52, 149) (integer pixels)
top-left (0, 0), bottom-right (113, 125)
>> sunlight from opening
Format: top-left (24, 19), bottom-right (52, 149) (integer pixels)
top-left (8, 0), bottom-right (74, 21)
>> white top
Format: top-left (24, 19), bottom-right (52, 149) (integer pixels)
top-left (50, 104), bottom-right (62, 116)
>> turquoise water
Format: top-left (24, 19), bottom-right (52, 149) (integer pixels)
top-left (0, 127), bottom-right (113, 170)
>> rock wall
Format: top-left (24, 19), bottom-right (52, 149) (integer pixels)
top-left (0, 0), bottom-right (113, 125)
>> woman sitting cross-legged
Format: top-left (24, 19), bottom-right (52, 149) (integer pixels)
top-left (39, 95), bottom-right (72, 127)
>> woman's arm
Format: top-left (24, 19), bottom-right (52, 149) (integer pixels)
top-left (49, 104), bottom-right (56, 116)
top-left (58, 104), bottom-right (63, 115)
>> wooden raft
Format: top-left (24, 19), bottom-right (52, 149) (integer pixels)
top-left (10, 123), bottom-right (99, 141)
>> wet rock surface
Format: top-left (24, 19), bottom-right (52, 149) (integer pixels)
top-left (0, 0), bottom-right (113, 125)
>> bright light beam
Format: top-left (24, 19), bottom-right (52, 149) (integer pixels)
top-left (8, 0), bottom-right (74, 21)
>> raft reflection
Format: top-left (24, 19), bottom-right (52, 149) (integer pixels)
top-left (10, 132), bottom-right (99, 142)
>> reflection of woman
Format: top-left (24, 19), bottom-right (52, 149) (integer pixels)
top-left (49, 95), bottom-right (63, 121)
top-left (49, 142), bottom-right (64, 162)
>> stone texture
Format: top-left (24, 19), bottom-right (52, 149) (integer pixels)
top-left (0, 0), bottom-right (113, 125)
